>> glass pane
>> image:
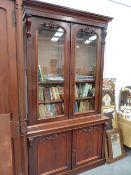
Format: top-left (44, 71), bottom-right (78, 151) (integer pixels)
top-left (74, 30), bottom-right (97, 113)
top-left (38, 25), bottom-right (65, 119)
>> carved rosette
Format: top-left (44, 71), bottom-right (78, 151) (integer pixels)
top-left (40, 21), bottom-right (60, 29)
top-left (80, 27), bottom-right (96, 36)
top-left (79, 126), bottom-right (98, 133)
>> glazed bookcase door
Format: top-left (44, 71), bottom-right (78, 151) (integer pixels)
top-left (26, 17), bottom-right (70, 124)
top-left (70, 24), bottom-right (102, 117)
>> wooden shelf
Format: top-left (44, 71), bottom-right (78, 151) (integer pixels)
top-left (74, 110), bottom-right (95, 114)
top-left (38, 114), bottom-right (64, 121)
top-left (75, 80), bottom-right (95, 83)
top-left (38, 81), bottom-right (64, 85)
top-left (38, 99), bottom-right (64, 104)
top-left (75, 96), bottom-right (95, 101)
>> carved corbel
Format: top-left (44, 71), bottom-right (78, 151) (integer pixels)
top-left (101, 27), bottom-right (107, 45)
top-left (26, 15), bottom-right (32, 38)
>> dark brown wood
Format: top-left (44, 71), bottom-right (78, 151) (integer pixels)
top-left (75, 80), bottom-right (95, 83)
top-left (0, 1), bottom-right (112, 175)
top-left (70, 23), bottom-right (102, 117)
top-left (26, 15), bottom-right (32, 38)
top-left (0, 0), bottom-right (23, 175)
top-left (38, 81), bottom-right (64, 85)
top-left (22, 1), bottom-right (112, 175)
top-left (99, 28), bottom-right (107, 113)
top-left (59, 158), bottom-right (105, 175)
top-left (72, 124), bottom-right (103, 168)
top-left (23, 0), bottom-right (112, 28)
top-left (0, 114), bottom-right (12, 175)
top-left (27, 114), bottom-right (108, 137)
top-left (15, 0), bottom-right (29, 174)
top-left (28, 131), bottom-right (71, 175)
top-left (0, 3), bottom-right (9, 113)
top-left (25, 17), bottom-right (70, 125)
top-left (75, 97), bottom-right (95, 101)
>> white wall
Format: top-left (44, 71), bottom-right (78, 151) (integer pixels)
top-left (104, 1), bottom-right (131, 109)
top-left (37, 0), bottom-right (131, 109)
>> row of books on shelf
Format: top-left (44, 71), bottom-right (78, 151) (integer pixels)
top-left (39, 103), bottom-right (64, 119)
top-left (74, 100), bottom-right (94, 113)
top-left (38, 86), bottom-right (64, 101)
top-left (38, 65), bottom-right (64, 82)
top-left (75, 83), bottom-right (95, 98)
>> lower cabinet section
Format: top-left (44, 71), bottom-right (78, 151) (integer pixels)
top-left (28, 131), bottom-right (71, 175)
top-left (28, 124), bottom-right (105, 175)
top-left (72, 125), bottom-right (103, 168)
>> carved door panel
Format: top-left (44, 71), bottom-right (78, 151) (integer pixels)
top-left (72, 124), bottom-right (103, 168)
top-left (28, 131), bottom-right (71, 175)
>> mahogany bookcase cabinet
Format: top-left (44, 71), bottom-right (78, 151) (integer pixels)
top-left (23, 1), bottom-right (112, 175)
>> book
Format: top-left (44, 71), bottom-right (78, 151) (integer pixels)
top-left (58, 86), bottom-right (64, 99)
top-left (39, 104), bottom-right (47, 119)
top-left (51, 87), bottom-right (57, 100)
top-left (38, 65), bottom-right (44, 82)
top-left (75, 85), bottom-right (78, 98)
top-left (55, 87), bottom-right (61, 100)
top-left (38, 86), bottom-right (44, 100)
top-left (43, 87), bottom-right (50, 101)
top-left (82, 83), bottom-right (89, 97)
top-left (49, 87), bottom-right (53, 100)
top-left (74, 101), bottom-right (78, 112)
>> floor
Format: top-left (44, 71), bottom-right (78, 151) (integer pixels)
top-left (79, 147), bottom-right (131, 175)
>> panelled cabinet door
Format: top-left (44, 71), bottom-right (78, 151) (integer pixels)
top-left (28, 131), bottom-right (71, 175)
top-left (25, 17), bottom-right (70, 124)
top-left (70, 24), bottom-right (102, 117)
top-left (72, 124), bottom-right (103, 168)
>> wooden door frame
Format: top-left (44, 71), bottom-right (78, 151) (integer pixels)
top-left (15, 0), bottom-right (29, 174)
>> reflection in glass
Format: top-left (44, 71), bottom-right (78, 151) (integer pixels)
top-left (111, 133), bottom-right (122, 158)
top-left (37, 25), bottom-right (65, 119)
top-left (74, 30), bottom-right (97, 113)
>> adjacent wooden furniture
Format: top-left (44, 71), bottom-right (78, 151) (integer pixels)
top-left (118, 86), bottom-right (131, 148)
top-left (118, 116), bottom-right (131, 147)
top-left (0, 0), bottom-right (23, 174)
top-left (22, 1), bottom-right (112, 174)
top-left (0, 114), bottom-right (12, 175)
